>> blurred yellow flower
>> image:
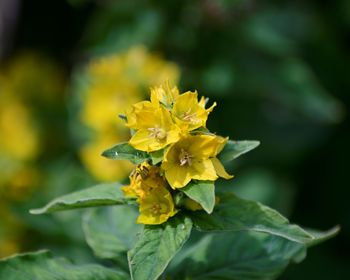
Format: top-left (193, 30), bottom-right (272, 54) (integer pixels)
top-left (81, 80), bottom-right (140, 132)
top-left (0, 52), bottom-right (65, 257)
top-left (0, 96), bottom-right (39, 161)
top-left (0, 52), bottom-right (65, 104)
top-left (0, 94), bottom-right (40, 202)
top-left (79, 45), bottom-right (180, 181)
top-left (161, 134), bottom-right (232, 189)
top-left (80, 134), bottom-right (134, 182)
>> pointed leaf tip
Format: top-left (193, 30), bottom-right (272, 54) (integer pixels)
top-left (181, 181), bottom-right (215, 214)
top-left (219, 140), bottom-right (260, 163)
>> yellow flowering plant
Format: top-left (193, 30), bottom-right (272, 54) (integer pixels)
top-left (73, 46), bottom-right (180, 182)
top-left (27, 83), bottom-right (339, 280)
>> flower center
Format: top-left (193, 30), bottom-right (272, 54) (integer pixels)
top-left (181, 109), bottom-right (197, 123)
top-left (148, 126), bottom-right (167, 140)
top-left (179, 148), bottom-right (193, 166)
top-left (151, 203), bottom-right (162, 214)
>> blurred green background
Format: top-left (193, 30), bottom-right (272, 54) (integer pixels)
top-left (0, 0), bottom-right (349, 279)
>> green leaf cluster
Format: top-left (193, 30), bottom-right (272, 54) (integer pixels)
top-left (0, 140), bottom-right (338, 280)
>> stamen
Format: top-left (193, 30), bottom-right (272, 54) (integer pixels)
top-left (151, 203), bottom-right (161, 214)
top-left (148, 126), bottom-right (167, 140)
top-left (179, 148), bottom-right (193, 166)
top-left (181, 109), bottom-right (197, 122)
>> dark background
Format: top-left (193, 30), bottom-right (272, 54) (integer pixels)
top-left (0, 0), bottom-right (349, 278)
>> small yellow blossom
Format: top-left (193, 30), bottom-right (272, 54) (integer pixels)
top-left (150, 82), bottom-right (180, 107)
top-left (122, 163), bottom-right (178, 225)
top-left (79, 46), bottom-right (180, 182)
top-left (172, 91), bottom-right (216, 132)
top-left (161, 134), bottom-right (232, 189)
top-left (122, 163), bottom-right (164, 198)
top-left (137, 186), bottom-right (177, 225)
top-left (128, 106), bottom-right (181, 152)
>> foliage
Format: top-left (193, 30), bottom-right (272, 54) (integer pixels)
top-left (10, 85), bottom-right (337, 280)
top-left (1, 0), bottom-right (348, 279)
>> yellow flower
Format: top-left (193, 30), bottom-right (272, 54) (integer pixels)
top-left (128, 106), bottom-right (181, 152)
top-left (0, 96), bottom-right (39, 161)
top-left (122, 163), bottom-right (164, 199)
top-left (122, 163), bottom-right (177, 225)
top-left (150, 82), bottom-right (179, 107)
top-left (79, 46), bottom-right (180, 182)
top-left (122, 167), bottom-right (143, 199)
top-left (80, 134), bottom-right (134, 182)
top-left (172, 91), bottom-right (216, 131)
top-left (81, 80), bottom-right (140, 132)
top-left (137, 185), bottom-right (177, 225)
top-left (161, 134), bottom-right (232, 189)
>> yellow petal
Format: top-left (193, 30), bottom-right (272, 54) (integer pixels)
top-left (150, 81), bottom-right (179, 107)
top-left (122, 185), bottom-right (137, 198)
top-left (211, 157), bottom-right (234, 179)
top-left (172, 91), bottom-right (208, 131)
top-left (190, 159), bottom-right (218, 181)
top-left (125, 101), bottom-right (157, 129)
top-left (129, 129), bottom-right (163, 152)
top-left (189, 135), bottom-right (228, 158)
top-left (134, 104), bottom-right (160, 129)
top-left (163, 164), bottom-right (192, 189)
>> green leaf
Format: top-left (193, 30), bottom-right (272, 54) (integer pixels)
top-left (219, 140), bottom-right (260, 163)
top-left (168, 231), bottom-right (306, 280)
top-left (128, 215), bottom-right (193, 280)
top-left (82, 205), bottom-right (142, 261)
top-left (149, 149), bottom-right (164, 165)
top-left (181, 181), bottom-right (215, 214)
top-left (30, 182), bottom-right (130, 215)
top-left (305, 226), bottom-right (340, 247)
top-left (191, 193), bottom-right (315, 243)
top-left (102, 142), bottom-right (149, 164)
top-left (0, 250), bottom-right (128, 280)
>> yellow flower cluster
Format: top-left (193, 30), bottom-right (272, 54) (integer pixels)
top-left (79, 46), bottom-right (180, 182)
top-left (123, 83), bottom-right (233, 225)
top-left (0, 52), bottom-right (64, 256)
